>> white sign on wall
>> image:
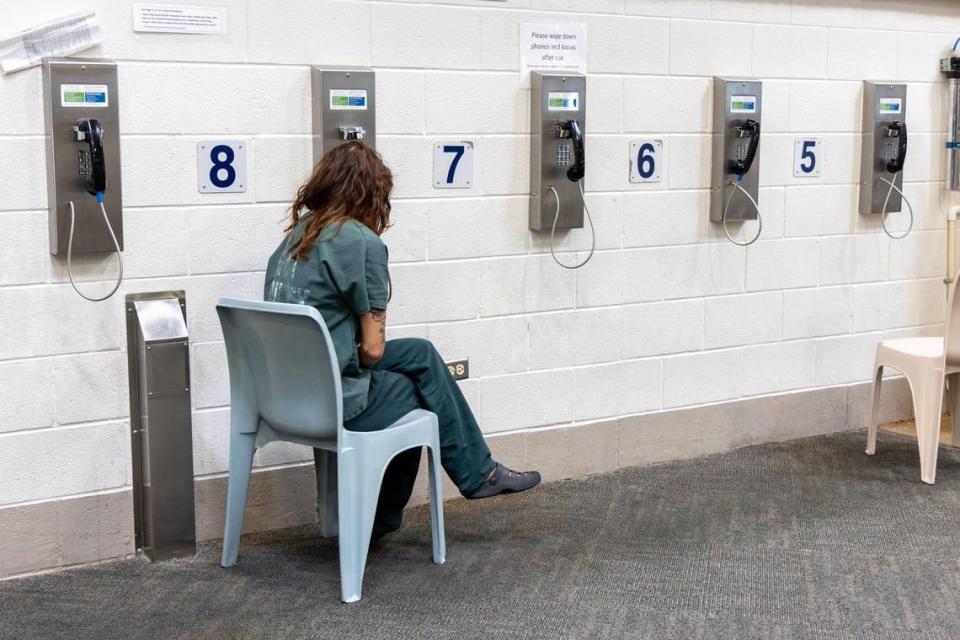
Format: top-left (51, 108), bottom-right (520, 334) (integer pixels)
top-left (793, 137), bottom-right (823, 178)
top-left (134, 4), bottom-right (226, 34)
top-left (629, 140), bottom-right (663, 184)
top-left (433, 141), bottom-right (474, 189)
top-left (520, 23), bottom-right (587, 88)
top-left (197, 141), bottom-right (247, 193)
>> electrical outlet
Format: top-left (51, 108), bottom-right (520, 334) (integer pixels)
top-left (446, 358), bottom-right (469, 381)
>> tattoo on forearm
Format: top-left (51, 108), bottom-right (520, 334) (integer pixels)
top-left (371, 308), bottom-right (386, 337)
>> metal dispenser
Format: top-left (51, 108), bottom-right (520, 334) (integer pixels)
top-left (126, 291), bottom-right (196, 561)
top-left (942, 54), bottom-right (960, 285)
top-left (711, 78), bottom-right (763, 246)
top-left (311, 67), bottom-right (376, 161)
top-left (529, 71), bottom-right (587, 231)
top-left (43, 58), bottom-right (123, 255)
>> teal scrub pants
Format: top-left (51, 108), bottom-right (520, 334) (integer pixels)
top-left (331, 338), bottom-right (496, 536)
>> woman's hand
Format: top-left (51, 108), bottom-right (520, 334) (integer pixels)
top-left (358, 308), bottom-right (386, 367)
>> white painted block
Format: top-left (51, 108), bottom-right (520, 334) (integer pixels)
top-left (478, 255), bottom-right (576, 317)
top-left (852, 281), bottom-right (920, 332)
top-left (426, 73), bottom-right (527, 134)
top-left (377, 136), bottom-right (436, 199)
top-left (790, 1), bottom-right (864, 28)
top-left (863, 1), bottom-right (933, 32)
top-left (478, 10), bottom-right (529, 71)
top-left (389, 261), bottom-right (478, 324)
top-left (477, 369), bottom-right (574, 433)
top-left (192, 407), bottom-right (230, 476)
top-left (0, 66), bottom-right (43, 134)
top-left (386, 325), bottom-right (429, 341)
top-left (754, 25), bottom-right (828, 79)
top-left (528, 309), bottom-right (619, 369)
top-left (662, 349), bottom-right (742, 408)
top-left (746, 238), bottom-right (820, 291)
top-left (385, 202), bottom-right (427, 263)
top-left (662, 243), bottom-right (745, 299)
top-left (247, 0), bottom-right (370, 65)
top-left (575, 248), bottom-right (663, 308)
top-left (0, 359), bottom-right (55, 434)
top-left (0, 285), bottom-right (123, 360)
top-left (820, 234), bottom-right (889, 285)
top-left (377, 71), bottom-right (426, 135)
top-left (53, 350), bottom-right (129, 425)
top-left (253, 136), bottom-right (312, 204)
top-left (897, 32), bottom-right (952, 82)
top-left (704, 292), bottom-right (782, 349)
top-left (619, 299), bottom-right (704, 358)
top-left (528, 191), bottom-right (624, 252)
top-left (191, 341), bottom-right (229, 409)
top-left (914, 278), bottom-right (947, 327)
top-left (574, 359), bottom-right (661, 421)
top-left (788, 81), bottom-right (861, 133)
top-left (714, 0), bottom-right (791, 22)
top-left (531, 0), bottom-right (624, 12)
top-left (814, 332), bottom-right (883, 385)
top-left (181, 273), bottom-right (258, 343)
top-left (888, 230), bottom-right (946, 280)
top-left (623, 77), bottom-right (711, 133)
top-left (782, 286), bottom-right (853, 339)
top-left (372, 4), bottom-right (480, 69)
top-left (827, 29), bottom-right (897, 80)
top-left (742, 341), bottom-right (816, 396)
top-left (427, 197), bottom-right (527, 259)
top-left (784, 184), bottom-right (858, 237)
top-left (626, 0), bottom-right (710, 18)
top-left (669, 20), bottom-right (753, 77)
top-left (584, 15), bottom-right (669, 75)
top-left (822, 133), bottom-right (860, 186)
top-left (120, 64), bottom-right (310, 135)
top-left (587, 75), bottom-right (624, 134)
top-left (762, 80), bottom-right (790, 134)
top-left (0, 138), bottom-right (46, 211)
top-left (0, 421), bottom-right (130, 506)
top-left (479, 135), bottom-right (530, 196)
top-left (666, 134), bottom-right (712, 190)
top-left (0, 213), bottom-right (47, 286)
top-left (622, 189), bottom-right (710, 248)
top-left (756, 186), bottom-right (787, 240)
top-left (188, 205), bottom-right (285, 275)
top-left (428, 316), bottom-right (528, 377)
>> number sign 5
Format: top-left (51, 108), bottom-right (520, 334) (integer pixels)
top-left (793, 138), bottom-right (822, 178)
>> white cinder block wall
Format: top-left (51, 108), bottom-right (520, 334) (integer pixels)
top-left (1, 0), bottom-right (958, 572)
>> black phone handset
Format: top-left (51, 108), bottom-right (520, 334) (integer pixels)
top-left (730, 118), bottom-right (760, 179)
top-left (75, 118), bottom-right (107, 197)
top-left (878, 120), bottom-right (913, 239)
top-left (67, 117), bottom-right (123, 301)
top-left (720, 118), bottom-right (763, 246)
top-left (548, 119), bottom-right (594, 269)
top-left (885, 120), bottom-right (907, 174)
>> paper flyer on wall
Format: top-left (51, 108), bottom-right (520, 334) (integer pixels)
top-left (0, 11), bottom-right (102, 75)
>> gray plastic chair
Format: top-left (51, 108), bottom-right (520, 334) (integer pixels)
top-left (216, 298), bottom-right (445, 603)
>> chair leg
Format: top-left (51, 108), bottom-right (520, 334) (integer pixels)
top-left (336, 452), bottom-right (379, 604)
top-left (913, 371), bottom-right (945, 485)
top-left (314, 449), bottom-right (339, 538)
top-left (866, 364), bottom-right (884, 456)
top-left (221, 432), bottom-right (257, 568)
top-left (427, 439), bottom-right (446, 566)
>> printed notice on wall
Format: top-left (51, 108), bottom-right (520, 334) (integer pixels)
top-left (520, 23), bottom-right (587, 88)
top-left (133, 4), bottom-right (226, 34)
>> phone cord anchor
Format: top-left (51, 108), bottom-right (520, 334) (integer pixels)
top-left (66, 196), bottom-right (124, 302)
top-left (720, 178), bottom-right (763, 246)
top-left (877, 172), bottom-right (913, 240)
top-left (546, 181), bottom-right (596, 270)
top-left (338, 126), bottom-right (366, 141)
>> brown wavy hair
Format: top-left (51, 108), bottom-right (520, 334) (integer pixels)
top-left (285, 141), bottom-right (393, 260)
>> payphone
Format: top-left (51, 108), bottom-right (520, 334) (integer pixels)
top-left (311, 67), bottom-right (376, 161)
top-left (711, 78), bottom-right (763, 246)
top-left (43, 58), bottom-right (124, 301)
top-left (860, 81), bottom-right (913, 239)
top-left (529, 72), bottom-right (595, 269)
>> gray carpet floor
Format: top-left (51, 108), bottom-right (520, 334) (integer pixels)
top-left (4, 430), bottom-right (960, 640)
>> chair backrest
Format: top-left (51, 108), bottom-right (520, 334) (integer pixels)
top-left (216, 298), bottom-right (343, 441)
top-left (947, 277), bottom-right (960, 368)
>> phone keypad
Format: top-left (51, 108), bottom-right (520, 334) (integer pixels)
top-left (77, 150), bottom-right (90, 176)
top-left (556, 142), bottom-right (572, 167)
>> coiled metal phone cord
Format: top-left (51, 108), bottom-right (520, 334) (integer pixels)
top-left (547, 180), bottom-right (596, 270)
top-left (66, 198), bottom-right (124, 302)
top-left (720, 179), bottom-right (763, 246)
top-left (877, 173), bottom-right (914, 240)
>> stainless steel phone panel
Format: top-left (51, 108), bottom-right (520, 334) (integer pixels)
top-left (529, 72), bottom-right (586, 231)
top-left (860, 81), bottom-right (907, 214)
top-left (710, 78), bottom-right (762, 222)
top-left (311, 67), bottom-right (376, 162)
top-left (43, 58), bottom-right (123, 255)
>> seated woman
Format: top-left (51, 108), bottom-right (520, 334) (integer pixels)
top-left (264, 141), bottom-right (541, 541)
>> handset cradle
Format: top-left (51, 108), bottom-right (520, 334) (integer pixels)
top-left (558, 119), bottom-right (585, 182)
top-left (730, 118), bottom-right (760, 177)
top-left (74, 118), bottom-right (107, 196)
top-left (884, 120), bottom-right (907, 174)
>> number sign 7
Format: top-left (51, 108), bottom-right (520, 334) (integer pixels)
top-left (433, 141), bottom-right (474, 189)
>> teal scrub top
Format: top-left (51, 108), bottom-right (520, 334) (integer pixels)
top-left (264, 217), bottom-right (390, 422)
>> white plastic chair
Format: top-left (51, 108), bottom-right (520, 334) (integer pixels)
top-left (866, 280), bottom-right (960, 484)
top-left (216, 298), bottom-right (445, 603)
